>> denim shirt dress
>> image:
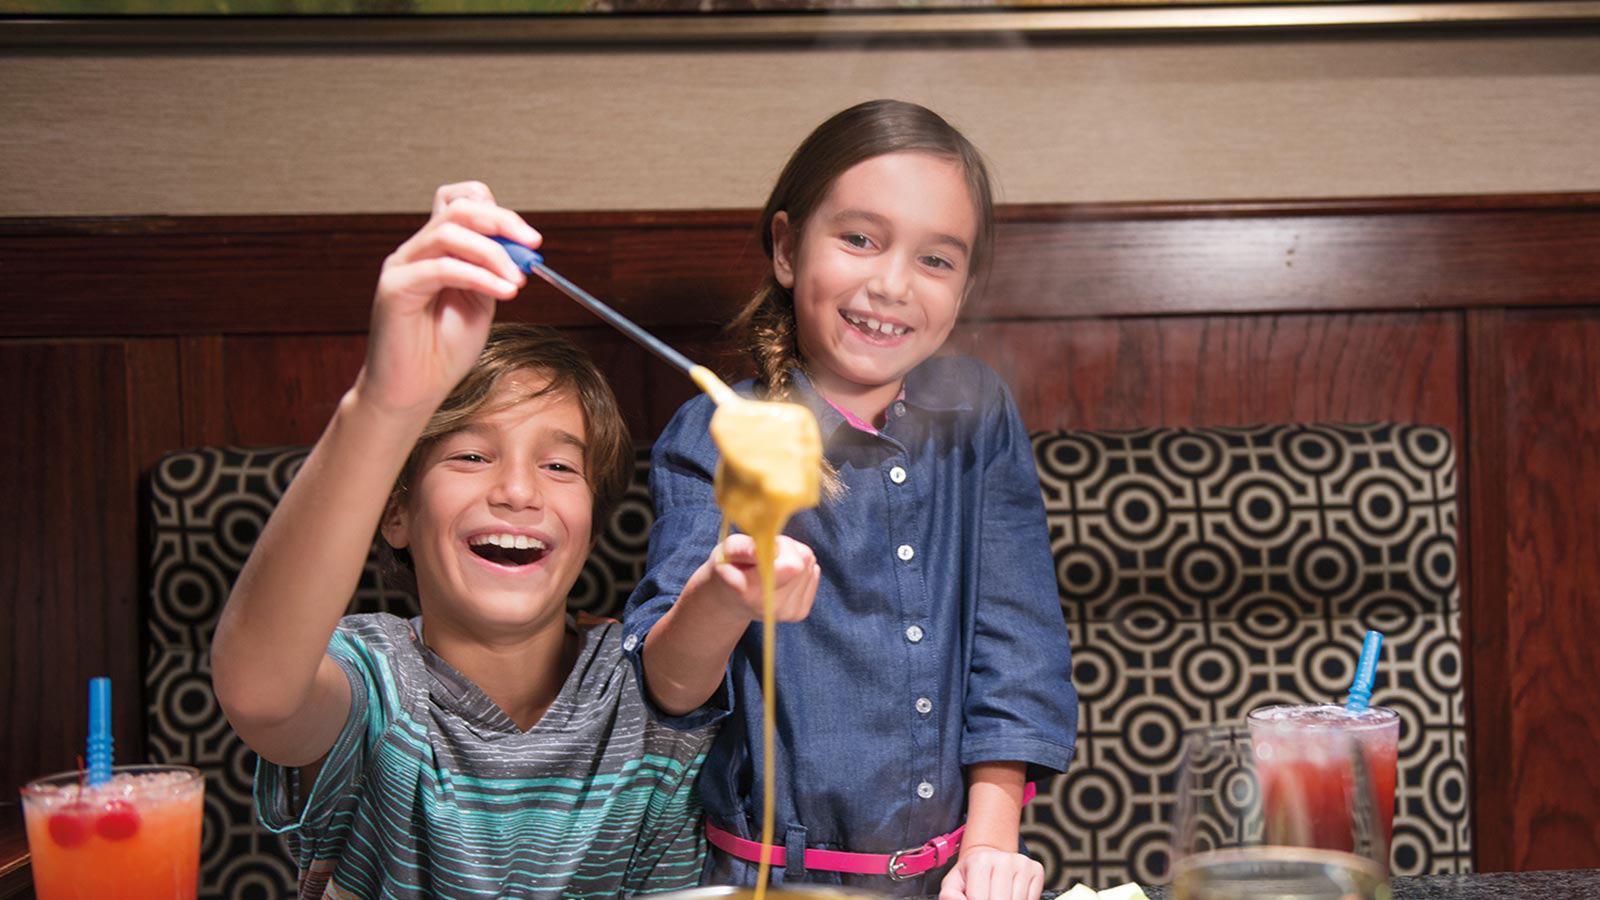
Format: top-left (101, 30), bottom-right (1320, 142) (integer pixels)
top-left (623, 355), bottom-right (1078, 895)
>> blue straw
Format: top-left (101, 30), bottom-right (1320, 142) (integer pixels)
top-left (1346, 631), bottom-right (1385, 713)
top-left (87, 677), bottom-right (113, 786)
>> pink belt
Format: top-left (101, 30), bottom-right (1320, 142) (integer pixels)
top-left (705, 782), bottom-right (1038, 881)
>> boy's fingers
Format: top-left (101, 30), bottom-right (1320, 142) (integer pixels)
top-left (383, 256), bottom-right (519, 304)
top-left (436, 194), bottom-right (542, 249)
top-left (432, 180), bottom-right (495, 216)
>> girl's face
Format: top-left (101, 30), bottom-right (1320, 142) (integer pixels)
top-left (382, 371), bottom-right (594, 639)
top-left (773, 150), bottom-right (978, 406)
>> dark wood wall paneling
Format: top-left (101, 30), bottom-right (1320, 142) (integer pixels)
top-left (4, 194), bottom-right (1599, 873)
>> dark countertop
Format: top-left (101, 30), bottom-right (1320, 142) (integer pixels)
top-left (1129, 868), bottom-right (1600, 899)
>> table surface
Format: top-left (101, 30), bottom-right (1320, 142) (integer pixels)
top-left (1123, 868), bottom-right (1600, 899)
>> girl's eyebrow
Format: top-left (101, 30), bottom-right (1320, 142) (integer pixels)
top-left (831, 208), bottom-right (971, 257)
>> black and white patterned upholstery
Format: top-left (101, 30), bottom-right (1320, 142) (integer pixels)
top-left (144, 423), bottom-right (1467, 898)
top-left (1023, 423), bottom-right (1469, 886)
top-left (144, 445), bottom-right (655, 899)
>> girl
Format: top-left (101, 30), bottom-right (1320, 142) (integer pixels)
top-left (624, 100), bottom-right (1077, 900)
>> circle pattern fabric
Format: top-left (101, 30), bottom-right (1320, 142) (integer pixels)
top-left (147, 427), bottom-right (1467, 897)
top-left (1029, 423), bottom-right (1468, 887)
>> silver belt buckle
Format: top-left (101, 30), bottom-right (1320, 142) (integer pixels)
top-left (887, 846), bottom-right (920, 881)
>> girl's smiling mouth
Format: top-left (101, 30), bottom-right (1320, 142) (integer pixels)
top-left (467, 532), bottom-right (550, 568)
top-left (840, 310), bottom-right (909, 339)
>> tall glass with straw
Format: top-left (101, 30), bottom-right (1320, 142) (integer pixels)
top-left (19, 678), bottom-right (206, 900)
top-left (1169, 632), bottom-right (1399, 899)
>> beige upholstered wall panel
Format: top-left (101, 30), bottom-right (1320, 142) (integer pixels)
top-left (2, 31), bottom-right (1597, 216)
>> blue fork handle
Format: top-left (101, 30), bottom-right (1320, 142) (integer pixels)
top-left (488, 235), bottom-right (698, 378)
top-left (490, 235), bottom-right (545, 273)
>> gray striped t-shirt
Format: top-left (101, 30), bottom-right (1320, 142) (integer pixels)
top-left (256, 613), bottom-right (718, 899)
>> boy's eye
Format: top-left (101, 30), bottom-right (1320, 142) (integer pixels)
top-left (450, 452), bottom-right (489, 464)
top-left (544, 460), bottom-right (585, 478)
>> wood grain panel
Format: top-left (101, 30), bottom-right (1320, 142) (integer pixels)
top-left (4, 195), bottom-right (1597, 339)
top-left (947, 311), bottom-right (1462, 433)
top-left (1500, 309), bottom-right (1600, 869)
top-left (1463, 308), bottom-right (1512, 873)
top-left (1, 343), bottom-right (141, 800)
top-left (221, 335), bottom-right (367, 447)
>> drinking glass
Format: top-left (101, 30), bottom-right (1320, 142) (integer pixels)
top-left (1168, 724), bottom-right (1387, 900)
top-left (21, 764), bottom-right (204, 900)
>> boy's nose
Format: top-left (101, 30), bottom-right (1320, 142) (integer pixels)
top-left (489, 465), bottom-right (543, 510)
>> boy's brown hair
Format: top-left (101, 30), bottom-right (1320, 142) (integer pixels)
top-left (379, 322), bottom-right (632, 589)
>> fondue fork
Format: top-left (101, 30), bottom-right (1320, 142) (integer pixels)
top-left (490, 236), bottom-right (735, 405)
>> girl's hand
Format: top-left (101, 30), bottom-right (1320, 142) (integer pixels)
top-left (357, 181), bottom-right (541, 417)
top-left (938, 845), bottom-right (1045, 900)
top-left (687, 533), bottom-right (820, 625)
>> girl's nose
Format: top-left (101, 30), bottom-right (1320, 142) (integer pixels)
top-left (868, 253), bottom-right (914, 304)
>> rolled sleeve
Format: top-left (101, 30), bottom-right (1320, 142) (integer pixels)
top-left (623, 395), bottom-right (737, 732)
top-left (961, 381), bottom-right (1078, 779)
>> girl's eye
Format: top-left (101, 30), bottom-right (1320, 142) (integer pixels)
top-left (451, 452), bottom-right (488, 464)
top-left (921, 255), bottom-right (955, 270)
top-left (842, 233), bottom-right (873, 249)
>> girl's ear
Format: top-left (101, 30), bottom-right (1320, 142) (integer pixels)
top-left (771, 211), bottom-right (797, 289)
top-left (379, 496), bottom-right (411, 550)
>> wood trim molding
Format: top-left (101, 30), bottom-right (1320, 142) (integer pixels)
top-left (4, 193), bottom-right (1599, 339)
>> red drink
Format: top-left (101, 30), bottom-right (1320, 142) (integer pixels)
top-left (21, 765), bottom-right (204, 900)
top-left (1247, 705), bottom-right (1399, 864)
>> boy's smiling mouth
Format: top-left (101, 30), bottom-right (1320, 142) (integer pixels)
top-left (840, 310), bottom-right (909, 339)
top-left (467, 532), bottom-right (550, 568)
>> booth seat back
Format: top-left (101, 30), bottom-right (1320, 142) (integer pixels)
top-left (144, 424), bottom-right (1467, 898)
top-left (1026, 423), bottom-right (1469, 885)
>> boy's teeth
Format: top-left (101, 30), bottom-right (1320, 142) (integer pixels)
top-left (470, 533), bottom-right (547, 550)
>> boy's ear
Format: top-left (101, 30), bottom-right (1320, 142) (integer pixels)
top-left (771, 211), bottom-right (797, 290)
top-left (379, 497), bottom-right (410, 550)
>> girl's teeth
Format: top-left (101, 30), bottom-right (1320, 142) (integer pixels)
top-left (846, 313), bottom-right (907, 336)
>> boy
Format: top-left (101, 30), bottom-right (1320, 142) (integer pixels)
top-left (212, 182), bottom-right (720, 899)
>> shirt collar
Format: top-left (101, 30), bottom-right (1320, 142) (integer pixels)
top-left (785, 358), bottom-right (974, 441)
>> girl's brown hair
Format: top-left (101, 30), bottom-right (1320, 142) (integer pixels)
top-left (379, 323), bottom-right (632, 587)
top-left (732, 99), bottom-right (997, 406)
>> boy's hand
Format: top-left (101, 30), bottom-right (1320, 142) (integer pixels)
top-left (938, 845), bottom-right (1044, 900)
top-left (686, 533), bottom-right (820, 626)
top-left (359, 181), bottom-right (541, 417)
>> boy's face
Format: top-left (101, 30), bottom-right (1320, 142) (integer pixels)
top-left (772, 150), bottom-right (977, 401)
top-left (382, 372), bottom-right (594, 638)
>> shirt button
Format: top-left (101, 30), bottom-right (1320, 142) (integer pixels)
top-left (915, 697), bottom-right (933, 715)
top-left (889, 466), bottom-right (907, 484)
top-left (905, 625), bottom-right (924, 643)
top-left (894, 402), bottom-right (907, 418)
top-left (897, 544), bottom-right (915, 562)
top-left (623, 634), bottom-right (639, 652)
top-left (916, 781), bottom-right (935, 799)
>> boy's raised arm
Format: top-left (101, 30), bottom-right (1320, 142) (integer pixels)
top-left (211, 181), bottom-right (538, 767)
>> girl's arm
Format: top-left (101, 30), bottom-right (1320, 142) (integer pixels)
top-left (211, 182), bottom-right (537, 767)
top-left (640, 532), bottom-right (819, 715)
top-left (940, 761), bottom-right (1044, 900)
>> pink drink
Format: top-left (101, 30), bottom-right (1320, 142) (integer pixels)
top-left (1247, 705), bottom-right (1399, 861)
top-left (21, 765), bottom-right (204, 900)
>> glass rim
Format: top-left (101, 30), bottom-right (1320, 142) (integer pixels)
top-left (20, 763), bottom-right (203, 796)
top-left (1246, 703), bottom-right (1399, 731)
top-left (1170, 844), bottom-right (1388, 878)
